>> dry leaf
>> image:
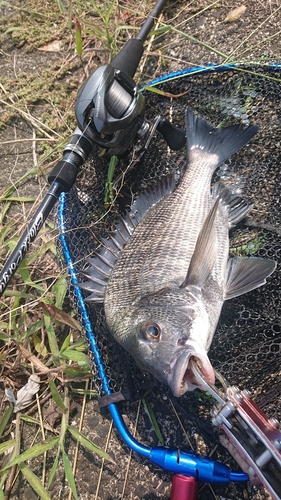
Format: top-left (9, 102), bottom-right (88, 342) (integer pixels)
top-left (5, 374), bottom-right (40, 412)
top-left (39, 302), bottom-right (82, 331)
top-left (18, 344), bottom-right (49, 372)
top-left (38, 40), bottom-right (62, 52)
top-left (45, 401), bottom-right (78, 426)
top-left (223, 5), bottom-right (246, 23)
top-left (5, 389), bottom-right (16, 406)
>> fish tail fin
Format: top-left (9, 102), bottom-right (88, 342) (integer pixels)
top-left (185, 108), bottom-right (258, 165)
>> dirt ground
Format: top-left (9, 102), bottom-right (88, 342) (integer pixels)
top-left (0, 1), bottom-right (281, 499)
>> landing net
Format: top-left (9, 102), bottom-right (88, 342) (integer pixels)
top-left (59, 64), bottom-right (281, 499)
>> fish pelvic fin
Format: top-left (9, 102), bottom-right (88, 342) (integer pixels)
top-left (185, 107), bottom-right (258, 166)
top-left (225, 256), bottom-right (276, 300)
top-left (181, 194), bottom-right (222, 289)
top-left (79, 174), bottom-right (176, 303)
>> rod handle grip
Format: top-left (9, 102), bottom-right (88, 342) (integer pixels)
top-left (111, 39), bottom-right (144, 78)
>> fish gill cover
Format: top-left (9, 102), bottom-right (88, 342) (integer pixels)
top-left (59, 66), bottom-right (281, 497)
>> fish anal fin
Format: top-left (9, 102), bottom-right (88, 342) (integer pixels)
top-left (225, 256), bottom-right (276, 300)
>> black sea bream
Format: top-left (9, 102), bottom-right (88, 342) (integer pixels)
top-left (81, 108), bottom-right (276, 397)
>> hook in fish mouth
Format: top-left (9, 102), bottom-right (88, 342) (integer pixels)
top-left (168, 347), bottom-right (215, 397)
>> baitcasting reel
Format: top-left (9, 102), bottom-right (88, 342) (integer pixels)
top-left (75, 63), bottom-right (146, 157)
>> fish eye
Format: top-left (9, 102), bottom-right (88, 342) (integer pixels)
top-left (139, 321), bottom-right (161, 341)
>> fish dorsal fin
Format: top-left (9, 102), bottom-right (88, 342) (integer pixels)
top-left (185, 108), bottom-right (258, 166)
top-left (79, 246), bottom-right (118, 303)
top-left (130, 173), bottom-right (176, 223)
top-left (181, 194), bottom-right (221, 289)
top-left (225, 256), bottom-right (276, 300)
top-left (79, 174), bottom-right (176, 303)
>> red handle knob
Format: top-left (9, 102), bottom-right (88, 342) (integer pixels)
top-left (170, 474), bottom-right (199, 500)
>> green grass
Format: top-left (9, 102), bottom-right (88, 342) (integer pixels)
top-left (0, 191), bottom-right (113, 497)
top-left (0, 0), bottom-right (158, 495)
top-left (0, 2), bottom-right (137, 495)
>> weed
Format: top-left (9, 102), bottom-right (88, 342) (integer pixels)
top-left (0, 1), bottom-right (142, 493)
top-left (0, 192), bottom-right (115, 496)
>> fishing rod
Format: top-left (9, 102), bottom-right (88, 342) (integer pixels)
top-left (5, 4), bottom-right (280, 498)
top-left (0, 0), bottom-right (168, 296)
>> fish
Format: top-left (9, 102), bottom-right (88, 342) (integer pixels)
top-left (80, 108), bottom-right (276, 397)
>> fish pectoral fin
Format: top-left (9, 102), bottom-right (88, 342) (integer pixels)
top-left (181, 195), bottom-right (221, 289)
top-left (225, 256), bottom-right (276, 300)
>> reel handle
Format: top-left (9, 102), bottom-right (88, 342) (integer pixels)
top-left (74, 0), bottom-right (168, 155)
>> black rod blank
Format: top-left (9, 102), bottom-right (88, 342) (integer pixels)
top-left (137, 0), bottom-right (167, 43)
top-left (110, 0), bottom-right (167, 77)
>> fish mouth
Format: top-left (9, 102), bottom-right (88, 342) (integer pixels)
top-left (167, 346), bottom-right (215, 397)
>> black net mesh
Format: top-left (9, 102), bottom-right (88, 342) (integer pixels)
top-left (60, 66), bottom-right (281, 497)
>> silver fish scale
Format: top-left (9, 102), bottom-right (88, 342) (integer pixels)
top-left (105, 150), bottom-right (228, 332)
